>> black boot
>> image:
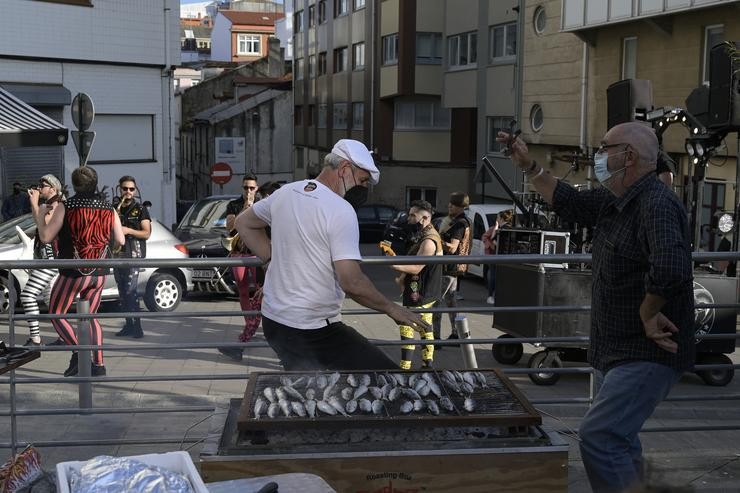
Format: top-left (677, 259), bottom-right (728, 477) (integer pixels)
top-left (116, 319), bottom-right (143, 338)
top-left (63, 353), bottom-right (79, 377)
top-left (115, 320), bottom-right (134, 337)
top-left (91, 363), bottom-right (107, 376)
top-left (130, 318), bottom-right (144, 339)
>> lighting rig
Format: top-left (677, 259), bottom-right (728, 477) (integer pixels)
top-left (636, 106), bottom-right (734, 245)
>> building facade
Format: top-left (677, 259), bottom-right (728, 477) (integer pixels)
top-left (211, 10), bottom-right (285, 63)
top-left (178, 40), bottom-right (292, 200)
top-left (292, 0), bottom-right (474, 211)
top-left (0, 0), bottom-right (180, 227)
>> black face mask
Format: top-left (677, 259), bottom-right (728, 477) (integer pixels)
top-left (343, 185), bottom-right (368, 209)
top-left (341, 169), bottom-right (368, 209)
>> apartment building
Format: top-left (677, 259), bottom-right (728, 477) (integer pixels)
top-left (0, 0), bottom-right (180, 227)
top-left (561, 0), bottom-right (739, 239)
top-left (292, 0), bottom-right (473, 210)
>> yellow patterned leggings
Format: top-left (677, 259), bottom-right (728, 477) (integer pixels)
top-left (399, 301), bottom-right (435, 370)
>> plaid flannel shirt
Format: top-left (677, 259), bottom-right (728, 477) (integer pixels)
top-left (553, 174), bottom-right (695, 372)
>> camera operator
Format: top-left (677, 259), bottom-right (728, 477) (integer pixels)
top-left (390, 200), bottom-right (442, 369)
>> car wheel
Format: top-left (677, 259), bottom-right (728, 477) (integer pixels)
top-left (0, 274), bottom-right (12, 314)
top-left (144, 273), bottom-right (182, 312)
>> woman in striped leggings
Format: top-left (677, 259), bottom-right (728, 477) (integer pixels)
top-left (22, 174), bottom-right (64, 346)
top-left (35, 167), bottom-right (124, 377)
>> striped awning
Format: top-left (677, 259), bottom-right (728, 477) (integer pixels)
top-left (0, 86), bottom-right (68, 148)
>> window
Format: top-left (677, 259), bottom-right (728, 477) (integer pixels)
top-left (407, 187), bottom-right (437, 210)
top-left (318, 0), bottom-right (327, 23)
top-left (703, 25), bottom-right (724, 85)
top-left (294, 10), bottom-right (303, 33)
top-left (296, 147), bottom-right (305, 169)
top-left (621, 37), bottom-right (637, 79)
top-left (394, 99), bottom-right (450, 129)
top-left (318, 52), bottom-right (327, 75)
top-left (530, 104), bottom-right (544, 132)
top-left (448, 31), bottom-right (477, 68)
top-left (318, 104), bottom-right (327, 128)
top-left (308, 5), bottom-right (316, 28)
top-left (308, 105), bottom-right (316, 126)
top-left (334, 0), bottom-right (348, 17)
top-left (294, 105), bottom-right (304, 126)
top-left (382, 33), bottom-right (399, 65)
top-left (334, 46), bottom-right (348, 72)
top-left (309, 54), bottom-right (316, 78)
top-left (416, 32), bottom-right (442, 64)
top-left (354, 0), bottom-right (365, 10)
top-left (490, 23), bottom-right (517, 61)
top-left (238, 34), bottom-right (261, 55)
top-left (352, 102), bottom-right (364, 129)
top-left (294, 58), bottom-right (304, 80)
top-left (333, 103), bottom-right (348, 128)
top-left (353, 42), bottom-right (365, 70)
top-left (487, 116), bottom-right (515, 153)
top-left (533, 6), bottom-right (546, 35)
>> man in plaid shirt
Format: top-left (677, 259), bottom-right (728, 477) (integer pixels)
top-left (498, 122), bottom-right (695, 493)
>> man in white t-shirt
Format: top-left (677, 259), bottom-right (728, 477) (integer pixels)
top-left (235, 139), bottom-right (429, 370)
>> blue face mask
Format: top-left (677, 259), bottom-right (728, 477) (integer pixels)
top-left (593, 149), bottom-right (628, 184)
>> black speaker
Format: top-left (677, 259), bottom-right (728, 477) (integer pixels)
top-left (606, 79), bottom-right (653, 130)
top-left (708, 41), bottom-right (740, 130)
top-left (685, 85), bottom-right (711, 128)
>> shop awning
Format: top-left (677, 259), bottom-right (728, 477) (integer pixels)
top-left (0, 86), bottom-right (68, 148)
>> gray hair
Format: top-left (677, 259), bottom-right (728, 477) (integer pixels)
top-left (323, 152), bottom-right (347, 169)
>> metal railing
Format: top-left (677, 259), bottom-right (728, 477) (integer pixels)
top-left (1, 252), bottom-right (739, 455)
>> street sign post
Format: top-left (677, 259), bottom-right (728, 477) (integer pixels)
top-left (70, 93), bottom-right (96, 166)
top-left (71, 130), bottom-right (96, 167)
top-left (211, 162), bottom-right (233, 185)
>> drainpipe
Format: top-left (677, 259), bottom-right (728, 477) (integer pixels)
top-left (162, 0), bottom-right (175, 225)
top-left (579, 41), bottom-right (590, 189)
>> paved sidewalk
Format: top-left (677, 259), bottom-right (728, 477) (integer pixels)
top-left (1, 249), bottom-right (739, 491)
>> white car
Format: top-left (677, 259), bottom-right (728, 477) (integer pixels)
top-left (0, 214), bottom-right (193, 314)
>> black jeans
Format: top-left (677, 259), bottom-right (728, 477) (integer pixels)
top-left (262, 317), bottom-right (396, 371)
top-left (114, 267), bottom-right (140, 326)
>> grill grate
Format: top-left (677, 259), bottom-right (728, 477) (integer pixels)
top-left (237, 368), bottom-right (540, 432)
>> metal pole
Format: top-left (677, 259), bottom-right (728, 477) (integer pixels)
top-left (8, 270), bottom-right (17, 454)
top-left (77, 298), bottom-right (92, 410)
top-left (455, 316), bottom-right (478, 369)
top-left (733, 134), bottom-right (740, 254)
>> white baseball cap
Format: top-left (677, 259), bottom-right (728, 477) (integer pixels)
top-left (331, 139), bottom-right (380, 185)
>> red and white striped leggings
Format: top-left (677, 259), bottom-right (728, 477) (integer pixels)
top-left (49, 274), bottom-right (106, 365)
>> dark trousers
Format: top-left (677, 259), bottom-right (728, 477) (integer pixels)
top-left (432, 275), bottom-right (457, 339)
top-left (262, 317), bottom-right (397, 371)
top-left (114, 267), bottom-right (140, 328)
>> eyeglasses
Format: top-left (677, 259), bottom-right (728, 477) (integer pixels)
top-left (121, 187), bottom-right (136, 192)
top-left (244, 186), bottom-right (257, 191)
top-left (596, 142), bottom-right (630, 154)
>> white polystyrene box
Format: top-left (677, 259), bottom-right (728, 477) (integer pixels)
top-left (55, 451), bottom-right (208, 493)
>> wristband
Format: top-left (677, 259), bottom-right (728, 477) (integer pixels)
top-left (530, 167), bottom-right (545, 179)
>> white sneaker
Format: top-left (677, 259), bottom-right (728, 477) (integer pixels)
top-left (486, 296), bottom-right (495, 305)
top-left (454, 293), bottom-right (464, 301)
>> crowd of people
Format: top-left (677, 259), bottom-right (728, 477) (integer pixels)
top-left (0, 127), bottom-right (707, 491)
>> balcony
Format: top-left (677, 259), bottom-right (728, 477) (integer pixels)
top-left (561, 0), bottom-right (740, 32)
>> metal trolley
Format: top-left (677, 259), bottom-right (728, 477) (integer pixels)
top-left (493, 262), bottom-right (737, 387)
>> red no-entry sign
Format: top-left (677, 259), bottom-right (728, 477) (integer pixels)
top-left (211, 162), bottom-right (233, 185)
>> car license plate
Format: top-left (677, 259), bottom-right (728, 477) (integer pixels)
top-left (193, 269), bottom-right (214, 280)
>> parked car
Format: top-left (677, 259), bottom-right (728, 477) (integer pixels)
top-left (0, 214), bottom-right (193, 314)
top-left (356, 204), bottom-right (399, 243)
top-left (174, 195), bottom-right (239, 294)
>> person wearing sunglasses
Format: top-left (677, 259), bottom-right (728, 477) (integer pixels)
top-left (113, 176), bottom-right (151, 339)
top-left (22, 175), bottom-right (65, 346)
top-left (497, 122), bottom-right (694, 493)
top-left (220, 173), bottom-right (262, 361)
